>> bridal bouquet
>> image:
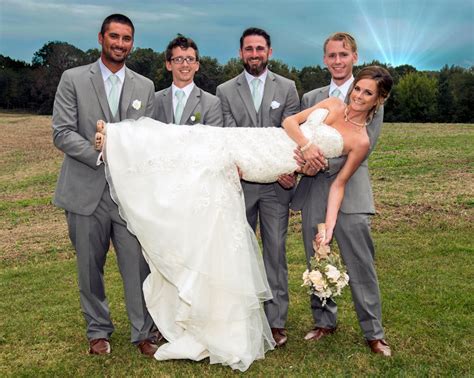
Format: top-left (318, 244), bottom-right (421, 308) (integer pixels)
top-left (302, 224), bottom-right (349, 306)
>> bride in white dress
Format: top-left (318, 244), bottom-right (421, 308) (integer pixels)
top-left (102, 108), bottom-right (341, 371)
top-left (97, 66), bottom-right (391, 371)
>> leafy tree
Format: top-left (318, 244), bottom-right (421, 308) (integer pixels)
top-left (0, 56), bottom-right (34, 109)
top-left (32, 41), bottom-right (87, 114)
top-left (84, 48), bottom-right (100, 64)
top-left (32, 41), bottom-right (86, 70)
top-left (195, 56), bottom-right (222, 94)
top-left (450, 68), bottom-right (474, 123)
top-left (221, 58), bottom-right (243, 82)
top-left (298, 65), bottom-right (330, 95)
top-left (127, 48), bottom-right (163, 84)
top-left (395, 72), bottom-right (438, 122)
top-left (437, 65), bottom-right (456, 122)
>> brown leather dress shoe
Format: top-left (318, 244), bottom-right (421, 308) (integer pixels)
top-left (367, 339), bottom-right (392, 356)
top-left (89, 338), bottom-right (111, 355)
top-left (304, 327), bottom-right (336, 341)
top-left (271, 328), bottom-right (288, 347)
top-left (137, 339), bottom-right (158, 357)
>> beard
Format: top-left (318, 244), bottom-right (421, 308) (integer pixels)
top-left (243, 58), bottom-right (268, 76)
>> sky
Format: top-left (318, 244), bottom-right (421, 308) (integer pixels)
top-left (1, 0), bottom-right (473, 71)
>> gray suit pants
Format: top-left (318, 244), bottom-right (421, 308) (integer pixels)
top-left (242, 181), bottom-right (289, 329)
top-left (66, 187), bottom-right (154, 343)
top-left (301, 198), bottom-right (385, 340)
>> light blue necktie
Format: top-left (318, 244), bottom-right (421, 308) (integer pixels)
top-left (251, 78), bottom-right (262, 111)
top-left (330, 87), bottom-right (342, 100)
top-left (174, 90), bottom-right (185, 124)
top-left (107, 74), bottom-right (120, 117)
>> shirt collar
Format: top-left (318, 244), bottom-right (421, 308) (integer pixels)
top-left (98, 58), bottom-right (126, 83)
top-left (244, 69), bottom-right (268, 86)
top-left (329, 75), bottom-right (354, 98)
top-left (172, 82), bottom-right (195, 98)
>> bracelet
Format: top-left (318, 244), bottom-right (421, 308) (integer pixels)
top-left (300, 140), bottom-right (313, 153)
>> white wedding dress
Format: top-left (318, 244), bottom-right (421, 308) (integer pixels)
top-left (104, 108), bottom-right (343, 371)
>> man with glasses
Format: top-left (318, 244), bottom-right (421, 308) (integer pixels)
top-left (153, 35), bottom-right (223, 126)
top-left (216, 27), bottom-right (300, 347)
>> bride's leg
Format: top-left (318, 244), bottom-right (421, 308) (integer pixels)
top-left (95, 120), bottom-right (106, 151)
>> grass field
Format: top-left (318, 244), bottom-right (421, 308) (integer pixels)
top-left (1, 113), bottom-right (473, 376)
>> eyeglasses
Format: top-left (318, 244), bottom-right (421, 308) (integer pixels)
top-left (170, 56), bottom-right (197, 64)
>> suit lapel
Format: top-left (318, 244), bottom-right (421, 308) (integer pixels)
top-left (180, 85), bottom-right (200, 124)
top-left (162, 87), bottom-right (174, 123)
top-left (261, 71), bottom-right (276, 124)
top-left (120, 67), bottom-right (135, 120)
top-left (236, 72), bottom-right (257, 127)
top-left (90, 62), bottom-right (111, 121)
top-left (321, 85), bottom-right (330, 101)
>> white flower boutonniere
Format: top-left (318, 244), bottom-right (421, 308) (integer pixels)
top-left (190, 112), bottom-right (201, 123)
top-left (270, 100), bottom-right (280, 109)
top-left (132, 100), bottom-right (142, 110)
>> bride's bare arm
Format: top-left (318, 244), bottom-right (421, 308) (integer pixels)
top-left (282, 102), bottom-right (331, 170)
top-left (283, 98), bottom-right (342, 170)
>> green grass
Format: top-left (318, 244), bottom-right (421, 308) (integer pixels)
top-left (1, 115), bottom-right (473, 376)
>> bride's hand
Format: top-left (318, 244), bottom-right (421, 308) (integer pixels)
top-left (301, 143), bottom-right (327, 171)
top-left (314, 227), bottom-right (333, 246)
top-left (95, 120), bottom-right (106, 151)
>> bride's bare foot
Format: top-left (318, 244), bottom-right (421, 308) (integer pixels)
top-left (95, 120), bottom-right (106, 151)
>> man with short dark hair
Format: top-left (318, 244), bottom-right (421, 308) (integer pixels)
top-left (153, 35), bottom-right (222, 126)
top-left (52, 13), bottom-right (159, 356)
top-left (216, 27), bottom-right (300, 347)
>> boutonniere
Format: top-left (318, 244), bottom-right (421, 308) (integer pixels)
top-left (190, 112), bottom-right (201, 123)
top-left (270, 100), bottom-right (280, 109)
top-left (132, 100), bottom-right (142, 110)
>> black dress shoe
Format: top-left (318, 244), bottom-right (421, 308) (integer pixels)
top-left (304, 327), bottom-right (336, 341)
top-left (271, 328), bottom-right (288, 347)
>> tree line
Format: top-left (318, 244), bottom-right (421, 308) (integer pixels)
top-left (1, 41), bottom-right (473, 122)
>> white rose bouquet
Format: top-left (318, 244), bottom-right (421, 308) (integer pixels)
top-left (302, 224), bottom-right (349, 306)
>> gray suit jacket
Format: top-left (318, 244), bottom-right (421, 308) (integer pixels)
top-left (153, 85), bottom-right (223, 126)
top-left (291, 85), bottom-right (384, 214)
top-left (216, 70), bottom-right (300, 203)
top-left (52, 60), bottom-right (155, 216)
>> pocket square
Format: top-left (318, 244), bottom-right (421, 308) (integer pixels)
top-left (132, 100), bottom-right (142, 110)
top-left (270, 100), bottom-right (280, 109)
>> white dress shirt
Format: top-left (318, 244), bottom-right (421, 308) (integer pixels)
top-left (329, 75), bottom-right (354, 100)
top-left (96, 60), bottom-right (126, 165)
top-left (244, 69), bottom-right (268, 100)
top-left (172, 82), bottom-right (195, 113)
top-left (98, 58), bottom-right (126, 98)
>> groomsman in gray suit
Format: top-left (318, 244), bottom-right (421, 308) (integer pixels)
top-left (291, 32), bottom-right (391, 356)
top-left (153, 35), bottom-right (223, 126)
top-left (52, 14), bottom-right (159, 356)
top-left (216, 27), bottom-right (300, 347)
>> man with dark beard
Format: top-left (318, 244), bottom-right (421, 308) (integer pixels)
top-left (216, 27), bottom-right (300, 347)
top-left (52, 14), bottom-right (159, 356)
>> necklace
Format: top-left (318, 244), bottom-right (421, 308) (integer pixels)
top-left (344, 106), bottom-right (367, 128)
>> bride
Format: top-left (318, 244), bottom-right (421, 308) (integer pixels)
top-left (96, 65), bottom-right (392, 371)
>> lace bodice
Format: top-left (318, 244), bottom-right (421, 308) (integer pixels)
top-left (226, 108), bottom-right (344, 182)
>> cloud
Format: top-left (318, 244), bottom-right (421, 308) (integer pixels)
top-left (1, 0), bottom-right (473, 70)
